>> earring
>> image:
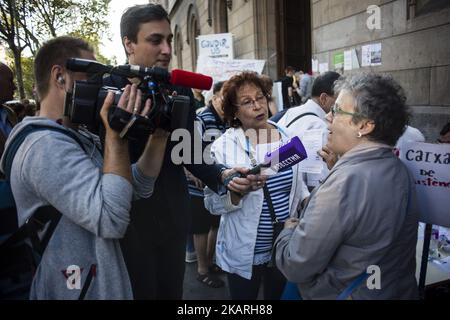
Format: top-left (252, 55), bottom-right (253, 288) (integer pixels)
top-left (357, 132), bottom-right (362, 138)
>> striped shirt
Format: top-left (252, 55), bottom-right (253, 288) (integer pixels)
top-left (254, 167), bottom-right (293, 257)
top-left (187, 105), bottom-right (228, 197)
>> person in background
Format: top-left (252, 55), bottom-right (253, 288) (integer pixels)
top-left (276, 73), bottom-right (419, 300)
top-left (192, 88), bottom-right (206, 112)
top-left (186, 81), bottom-right (228, 288)
top-left (393, 125), bottom-right (425, 157)
top-left (278, 71), bottom-right (341, 190)
top-left (0, 62), bottom-right (18, 155)
top-left (260, 74), bottom-right (278, 117)
top-left (277, 66), bottom-right (295, 110)
top-left (294, 70), bottom-right (313, 104)
top-left (204, 72), bottom-right (309, 300)
top-left (4, 99), bottom-right (37, 122)
top-left (438, 122), bottom-right (450, 143)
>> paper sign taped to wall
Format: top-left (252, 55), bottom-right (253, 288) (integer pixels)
top-left (399, 141), bottom-right (450, 227)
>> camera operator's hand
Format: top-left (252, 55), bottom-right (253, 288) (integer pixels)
top-left (100, 84), bottom-right (152, 138)
top-left (100, 90), bottom-right (132, 182)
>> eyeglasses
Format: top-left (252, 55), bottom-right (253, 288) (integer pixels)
top-left (235, 95), bottom-right (267, 109)
top-left (331, 103), bottom-right (361, 118)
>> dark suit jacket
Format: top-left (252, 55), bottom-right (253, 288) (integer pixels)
top-left (101, 75), bottom-right (225, 242)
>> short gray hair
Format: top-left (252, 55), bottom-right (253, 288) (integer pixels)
top-left (334, 73), bottom-right (410, 146)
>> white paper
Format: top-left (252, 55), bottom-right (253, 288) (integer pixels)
top-left (197, 33), bottom-right (234, 59)
top-left (432, 256), bottom-right (450, 276)
top-left (351, 48), bottom-right (360, 69)
top-left (272, 82), bottom-right (284, 112)
top-left (196, 56), bottom-right (266, 82)
top-left (344, 50), bottom-right (352, 71)
top-left (196, 56), bottom-right (266, 99)
top-left (318, 63), bottom-right (329, 74)
top-left (361, 45), bottom-right (371, 67)
top-left (297, 129), bottom-right (324, 174)
top-left (312, 59), bottom-right (319, 73)
top-left (370, 43), bottom-right (382, 66)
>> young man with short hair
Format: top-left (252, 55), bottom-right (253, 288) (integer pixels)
top-left (110, 4), bottom-right (265, 299)
top-left (0, 36), bottom-right (169, 299)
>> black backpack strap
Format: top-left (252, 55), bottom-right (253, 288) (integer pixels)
top-left (0, 206), bottom-right (61, 255)
top-left (3, 124), bottom-right (86, 181)
top-left (1, 124), bottom-right (87, 255)
top-left (286, 112), bottom-right (319, 128)
top-left (262, 184), bottom-right (278, 224)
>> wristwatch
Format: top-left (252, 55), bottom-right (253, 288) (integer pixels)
top-left (217, 166), bottom-right (229, 184)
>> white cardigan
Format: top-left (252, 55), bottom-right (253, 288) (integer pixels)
top-left (204, 121), bottom-right (310, 279)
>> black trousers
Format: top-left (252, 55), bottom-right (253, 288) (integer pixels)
top-left (120, 223), bottom-right (186, 300)
top-left (227, 264), bottom-right (286, 300)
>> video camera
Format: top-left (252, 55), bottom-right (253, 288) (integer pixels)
top-left (64, 58), bottom-right (213, 140)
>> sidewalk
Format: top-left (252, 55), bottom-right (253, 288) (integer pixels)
top-left (182, 261), bottom-right (230, 300)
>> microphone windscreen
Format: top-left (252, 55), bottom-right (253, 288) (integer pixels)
top-left (170, 69), bottom-right (213, 90)
top-left (264, 136), bottom-right (307, 172)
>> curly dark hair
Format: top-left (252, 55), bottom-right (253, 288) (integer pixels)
top-left (334, 73), bottom-right (410, 146)
top-left (222, 72), bottom-right (271, 128)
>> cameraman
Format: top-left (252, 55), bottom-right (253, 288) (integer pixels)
top-left (102, 4), bottom-right (265, 299)
top-left (0, 36), bottom-right (169, 299)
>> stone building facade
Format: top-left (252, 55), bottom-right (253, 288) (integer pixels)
top-left (156, 0), bottom-right (450, 141)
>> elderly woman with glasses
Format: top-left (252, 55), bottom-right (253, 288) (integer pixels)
top-left (204, 71), bottom-right (309, 300)
top-left (275, 73), bottom-right (420, 299)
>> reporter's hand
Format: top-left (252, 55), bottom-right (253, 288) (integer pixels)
top-left (185, 168), bottom-right (204, 189)
top-left (318, 145), bottom-right (338, 170)
top-left (222, 167), bottom-right (268, 194)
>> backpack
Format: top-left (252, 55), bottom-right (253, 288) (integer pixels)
top-left (0, 124), bottom-right (86, 299)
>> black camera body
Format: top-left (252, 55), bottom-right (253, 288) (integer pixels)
top-left (64, 59), bottom-right (191, 140)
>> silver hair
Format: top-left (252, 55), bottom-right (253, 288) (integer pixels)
top-left (333, 73), bottom-right (410, 146)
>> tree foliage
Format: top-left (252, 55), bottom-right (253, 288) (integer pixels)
top-left (0, 0), bottom-right (111, 99)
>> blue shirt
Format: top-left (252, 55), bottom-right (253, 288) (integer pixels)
top-left (254, 167), bottom-right (293, 255)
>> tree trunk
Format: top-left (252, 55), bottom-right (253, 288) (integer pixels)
top-left (11, 46), bottom-right (25, 99)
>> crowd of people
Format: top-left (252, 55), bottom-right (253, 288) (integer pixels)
top-left (0, 3), bottom-right (449, 301)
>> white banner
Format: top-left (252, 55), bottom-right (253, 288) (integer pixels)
top-left (196, 56), bottom-right (266, 83)
top-left (197, 33), bottom-right (234, 60)
top-left (399, 142), bottom-right (450, 227)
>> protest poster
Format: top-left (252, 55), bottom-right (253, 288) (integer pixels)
top-left (197, 33), bottom-right (234, 59)
top-left (399, 142), bottom-right (450, 227)
top-left (196, 56), bottom-right (266, 82)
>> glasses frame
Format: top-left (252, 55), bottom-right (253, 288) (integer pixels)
top-left (234, 94), bottom-right (268, 109)
top-left (331, 103), bottom-right (362, 118)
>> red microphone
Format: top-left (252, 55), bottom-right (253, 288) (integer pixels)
top-left (170, 69), bottom-right (213, 91)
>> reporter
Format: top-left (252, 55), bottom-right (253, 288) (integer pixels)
top-left (204, 72), bottom-right (309, 300)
